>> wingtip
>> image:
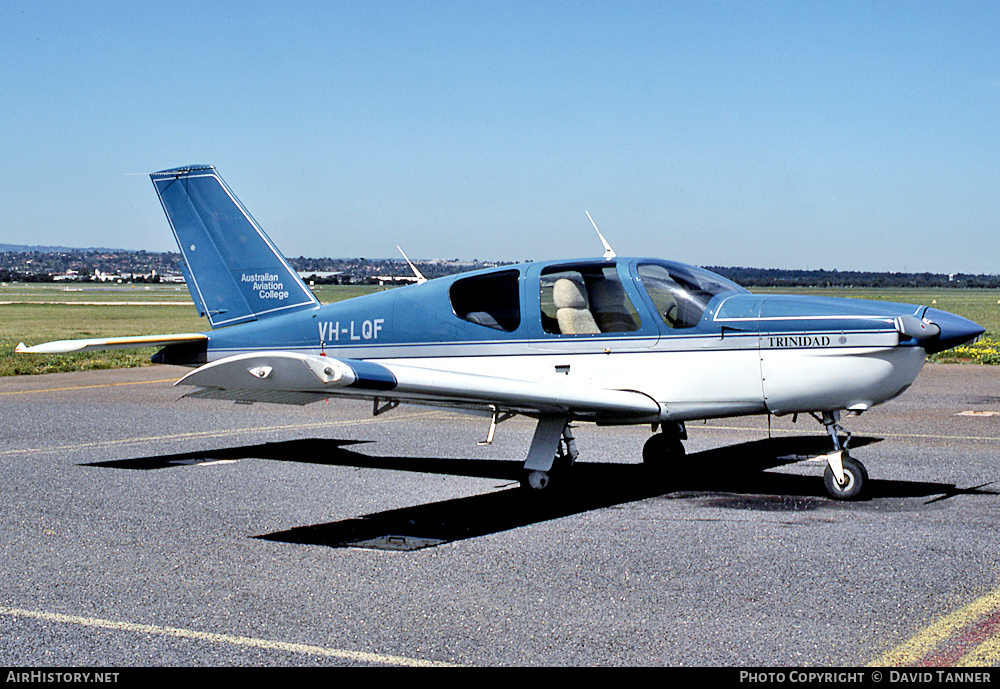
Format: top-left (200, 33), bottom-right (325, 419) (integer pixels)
top-left (15, 342), bottom-right (27, 353)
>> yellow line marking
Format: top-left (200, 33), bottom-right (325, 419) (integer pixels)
top-left (699, 424), bottom-right (1000, 443)
top-left (0, 606), bottom-right (458, 667)
top-left (877, 431), bottom-right (999, 442)
top-left (0, 411), bottom-right (447, 458)
top-left (870, 588), bottom-right (1000, 666)
top-left (0, 378), bottom-right (179, 396)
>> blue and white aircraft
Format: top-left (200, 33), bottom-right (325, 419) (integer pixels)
top-left (18, 165), bottom-right (985, 500)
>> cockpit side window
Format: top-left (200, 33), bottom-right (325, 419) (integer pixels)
top-left (540, 264), bottom-right (640, 335)
top-left (637, 263), bottom-right (738, 329)
top-left (450, 269), bottom-right (521, 331)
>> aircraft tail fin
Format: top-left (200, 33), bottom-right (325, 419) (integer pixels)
top-left (150, 165), bottom-right (318, 328)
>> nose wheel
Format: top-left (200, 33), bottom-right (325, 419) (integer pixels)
top-left (823, 454), bottom-right (868, 500)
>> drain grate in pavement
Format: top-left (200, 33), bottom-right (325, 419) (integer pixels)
top-left (344, 534), bottom-right (447, 551)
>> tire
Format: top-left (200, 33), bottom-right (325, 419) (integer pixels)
top-left (520, 470), bottom-right (551, 491)
top-left (823, 456), bottom-right (868, 500)
top-left (642, 432), bottom-right (686, 465)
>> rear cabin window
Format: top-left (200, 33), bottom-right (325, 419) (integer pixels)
top-left (450, 269), bottom-right (521, 331)
top-left (540, 264), bottom-right (640, 335)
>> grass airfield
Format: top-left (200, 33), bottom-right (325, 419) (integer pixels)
top-left (1, 282), bottom-right (997, 376)
top-left (0, 283), bottom-right (386, 376)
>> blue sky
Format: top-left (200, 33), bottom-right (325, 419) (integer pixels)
top-left (2, 1), bottom-right (998, 272)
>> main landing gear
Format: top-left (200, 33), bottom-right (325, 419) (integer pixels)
top-left (518, 417), bottom-right (689, 492)
top-left (519, 416), bottom-right (578, 491)
top-left (641, 421), bottom-right (687, 467)
top-left (815, 411), bottom-right (868, 501)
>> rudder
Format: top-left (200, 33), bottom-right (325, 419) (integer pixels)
top-left (150, 165), bottom-right (318, 328)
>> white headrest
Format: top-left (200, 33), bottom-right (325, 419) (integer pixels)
top-left (553, 278), bottom-right (588, 309)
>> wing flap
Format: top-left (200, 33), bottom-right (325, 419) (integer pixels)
top-left (175, 351), bottom-right (661, 420)
top-left (15, 333), bottom-right (209, 354)
top-left (183, 387), bottom-right (326, 406)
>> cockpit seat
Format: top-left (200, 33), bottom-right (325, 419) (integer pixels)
top-left (553, 278), bottom-right (600, 335)
top-left (463, 311), bottom-right (502, 330)
top-left (589, 280), bottom-right (637, 332)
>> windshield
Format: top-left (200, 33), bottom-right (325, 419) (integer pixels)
top-left (638, 262), bottom-right (746, 329)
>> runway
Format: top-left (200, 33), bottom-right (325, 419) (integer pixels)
top-left (1, 363), bottom-right (998, 666)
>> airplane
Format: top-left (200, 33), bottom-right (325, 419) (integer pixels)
top-left (16, 165), bottom-right (985, 501)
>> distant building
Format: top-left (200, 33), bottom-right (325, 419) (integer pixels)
top-left (375, 275), bottom-right (422, 285)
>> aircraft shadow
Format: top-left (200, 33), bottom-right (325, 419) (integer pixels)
top-left (86, 435), bottom-right (997, 550)
top-left (85, 439), bottom-right (375, 470)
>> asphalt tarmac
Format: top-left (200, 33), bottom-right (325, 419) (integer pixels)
top-left (1, 363), bottom-right (998, 667)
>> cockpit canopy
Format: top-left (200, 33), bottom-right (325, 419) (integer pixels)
top-left (448, 259), bottom-right (746, 336)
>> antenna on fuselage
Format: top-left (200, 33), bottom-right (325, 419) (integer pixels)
top-left (586, 211), bottom-right (616, 259)
top-left (397, 245), bottom-right (427, 284)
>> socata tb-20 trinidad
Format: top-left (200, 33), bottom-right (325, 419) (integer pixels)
top-left (17, 165), bottom-right (984, 500)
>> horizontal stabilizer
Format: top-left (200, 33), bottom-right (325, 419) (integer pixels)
top-left (176, 351), bottom-right (661, 421)
top-left (15, 333), bottom-right (208, 355)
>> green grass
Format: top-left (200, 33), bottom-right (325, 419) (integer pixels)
top-left (0, 283), bottom-right (383, 376)
top-left (2, 283), bottom-right (997, 376)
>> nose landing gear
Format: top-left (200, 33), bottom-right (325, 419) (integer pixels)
top-left (816, 411), bottom-right (868, 501)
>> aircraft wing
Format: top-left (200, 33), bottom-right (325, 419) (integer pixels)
top-left (15, 333), bottom-right (208, 354)
top-left (176, 351), bottom-right (661, 422)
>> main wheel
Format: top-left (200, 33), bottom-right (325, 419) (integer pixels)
top-left (642, 432), bottom-right (686, 465)
top-left (522, 470), bottom-right (551, 491)
top-left (823, 455), bottom-right (868, 500)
